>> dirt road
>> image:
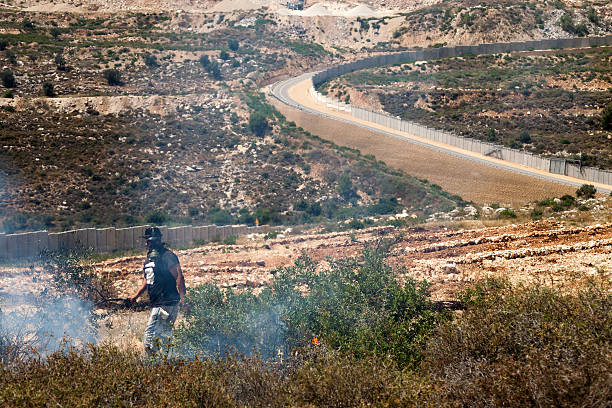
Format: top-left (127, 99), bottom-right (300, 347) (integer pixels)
top-left (268, 76), bottom-right (599, 204)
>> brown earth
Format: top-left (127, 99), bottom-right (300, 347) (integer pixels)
top-left (5, 220), bottom-right (610, 306)
top-left (94, 221), bottom-right (612, 302)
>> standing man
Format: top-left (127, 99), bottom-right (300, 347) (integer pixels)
top-left (130, 227), bottom-right (186, 356)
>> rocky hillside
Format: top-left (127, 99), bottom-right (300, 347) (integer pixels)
top-left (0, 9), bottom-right (463, 233)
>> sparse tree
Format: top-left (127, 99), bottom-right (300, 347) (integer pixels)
top-left (1, 69), bottom-right (16, 88)
top-left (42, 81), bottom-right (55, 97)
top-left (103, 69), bottom-right (123, 86)
top-left (0, 39), bottom-right (8, 51)
top-left (248, 112), bottom-right (268, 137)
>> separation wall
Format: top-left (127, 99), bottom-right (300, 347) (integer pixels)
top-left (0, 224), bottom-right (266, 261)
top-left (312, 36), bottom-right (612, 186)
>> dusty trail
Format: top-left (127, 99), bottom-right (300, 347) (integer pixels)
top-left (269, 74), bottom-right (612, 203)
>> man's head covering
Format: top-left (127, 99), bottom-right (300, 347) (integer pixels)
top-left (143, 227), bottom-right (163, 242)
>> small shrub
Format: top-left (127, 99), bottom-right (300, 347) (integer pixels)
top-left (518, 131), bottom-right (531, 143)
top-left (102, 69), bottom-right (123, 86)
top-left (143, 53), bottom-right (158, 67)
top-left (219, 50), bottom-right (230, 60)
top-left (3, 90), bottom-right (13, 98)
top-left (346, 218), bottom-right (365, 230)
top-left (424, 277), bottom-right (612, 406)
top-left (22, 19), bottom-right (35, 29)
top-left (1, 69), bottom-right (16, 88)
top-left (228, 39), bottom-right (239, 51)
top-left (576, 184), bottom-right (596, 199)
top-left (602, 103), bottom-right (612, 131)
top-left (587, 6), bottom-right (599, 24)
top-left (42, 81), bottom-right (54, 97)
top-left (0, 39), bottom-right (8, 51)
top-left (498, 209), bottom-right (516, 219)
top-left (223, 235), bottom-right (237, 245)
top-left (145, 209), bottom-right (168, 224)
top-left (54, 53), bottom-right (67, 71)
top-left (248, 112), bottom-right (268, 137)
top-left (176, 241), bottom-right (442, 367)
top-left (199, 54), bottom-right (210, 67)
top-left (49, 27), bottom-right (62, 39)
top-left (207, 61), bottom-right (221, 80)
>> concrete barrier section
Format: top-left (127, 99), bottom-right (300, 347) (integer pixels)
top-left (0, 233), bottom-right (6, 260)
top-left (6, 234), bottom-right (19, 259)
top-left (184, 226), bottom-right (193, 246)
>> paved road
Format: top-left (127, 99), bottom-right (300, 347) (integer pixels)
top-left (270, 72), bottom-right (612, 194)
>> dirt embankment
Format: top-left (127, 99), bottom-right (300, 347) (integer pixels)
top-left (89, 221), bottom-right (612, 302)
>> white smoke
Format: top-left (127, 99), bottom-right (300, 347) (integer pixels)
top-left (0, 290), bottom-right (99, 357)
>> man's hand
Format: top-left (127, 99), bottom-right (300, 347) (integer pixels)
top-left (181, 299), bottom-right (192, 314)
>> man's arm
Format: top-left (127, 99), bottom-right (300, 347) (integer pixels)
top-left (130, 278), bottom-right (147, 302)
top-left (169, 264), bottom-right (186, 301)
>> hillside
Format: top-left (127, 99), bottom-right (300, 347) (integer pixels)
top-left (0, 9), bottom-right (462, 233)
top-left (0, 0), bottom-right (610, 234)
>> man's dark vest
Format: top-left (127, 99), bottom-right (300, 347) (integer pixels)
top-left (144, 247), bottom-right (180, 306)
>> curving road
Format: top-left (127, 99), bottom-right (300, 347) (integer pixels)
top-left (270, 71), bottom-right (612, 195)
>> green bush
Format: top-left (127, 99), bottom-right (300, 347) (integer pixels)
top-left (177, 240), bottom-right (442, 368)
top-left (576, 184), bottom-right (596, 199)
top-left (143, 53), bottom-right (158, 67)
top-left (498, 209), bottom-right (517, 219)
top-left (198, 54), bottom-right (209, 67)
top-left (146, 209), bottom-right (168, 225)
top-left (103, 69), bottom-right (123, 86)
top-left (42, 81), bottom-right (54, 97)
top-left (1, 69), bottom-right (16, 88)
top-left (207, 208), bottom-right (234, 225)
top-left (248, 112), bottom-right (268, 137)
top-left (223, 235), bottom-right (237, 245)
top-left (55, 54), bottom-right (67, 71)
top-left (207, 61), bottom-right (222, 80)
top-left (337, 172), bottom-right (358, 202)
top-left (228, 39), bottom-right (239, 51)
top-left (602, 103), bottom-right (612, 131)
top-left (424, 277), bottom-right (612, 406)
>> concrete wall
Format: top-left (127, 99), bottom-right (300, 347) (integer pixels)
top-left (311, 36), bottom-right (612, 187)
top-left (0, 224), bottom-right (264, 261)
